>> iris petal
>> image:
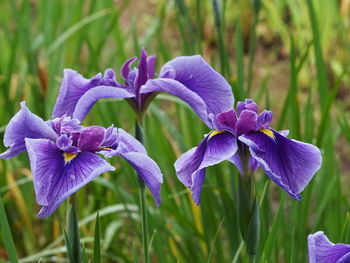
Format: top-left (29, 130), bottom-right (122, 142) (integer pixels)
top-left (0, 102), bottom-right (57, 159)
top-left (308, 231), bottom-right (350, 263)
top-left (175, 132), bottom-right (238, 204)
top-left (239, 129), bottom-right (321, 199)
top-left (25, 138), bottom-right (114, 217)
top-left (141, 55), bottom-right (234, 128)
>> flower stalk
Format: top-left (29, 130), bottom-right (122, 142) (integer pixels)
top-left (135, 119), bottom-right (150, 263)
top-left (238, 146), bottom-right (260, 262)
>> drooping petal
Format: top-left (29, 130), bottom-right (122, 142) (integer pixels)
top-left (114, 143), bottom-right (163, 205)
top-left (174, 147), bottom-right (201, 187)
top-left (210, 109), bottom-right (237, 133)
top-left (100, 128), bottom-right (146, 155)
top-left (25, 138), bottom-right (114, 218)
top-left (100, 128), bottom-right (162, 204)
top-left (78, 126), bottom-right (105, 152)
top-left (141, 55), bottom-right (234, 127)
top-left (235, 110), bottom-right (258, 136)
top-left (239, 129), bottom-right (322, 200)
top-left (141, 78), bottom-right (210, 126)
top-left (52, 69), bottom-right (103, 118)
top-left (198, 132), bottom-right (238, 170)
top-left (175, 132), bottom-right (238, 204)
top-left (53, 69), bottom-right (128, 121)
top-left (0, 102), bottom-right (57, 159)
top-left (308, 231), bottom-right (350, 263)
top-left (72, 86), bottom-right (135, 121)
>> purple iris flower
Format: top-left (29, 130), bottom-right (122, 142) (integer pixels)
top-left (0, 102), bottom-right (163, 217)
top-left (175, 99), bottom-right (322, 204)
top-left (308, 231), bottom-right (350, 263)
top-left (52, 48), bottom-right (233, 127)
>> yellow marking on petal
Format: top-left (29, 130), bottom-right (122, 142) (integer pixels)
top-left (258, 128), bottom-right (275, 139)
top-left (208, 130), bottom-right (225, 139)
top-left (98, 147), bottom-right (113, 151)
top-left (64, 152), bottom-right (78, 163)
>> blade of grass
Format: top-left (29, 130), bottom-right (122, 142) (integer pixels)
top-left (93, 212), bottom-right (101, 263)
top-left (0, 194), bottom-right (19, 263)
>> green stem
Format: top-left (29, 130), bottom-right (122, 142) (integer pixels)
top-left (135, 120), bottom-right (150, 263)
top-left (248, 254), bottom-right (255, 263)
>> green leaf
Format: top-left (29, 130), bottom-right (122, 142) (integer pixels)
top-left (94, 212), bottom-right (101, 263)
top-left (0, 194), bottom-right (19, 263)
top-left (68, 204), bottom-right (81, 263)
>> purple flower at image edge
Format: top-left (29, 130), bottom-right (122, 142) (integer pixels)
top-left (308, 231), bottom-right (350, 263)
top-left (0, 102), bottom-right (163, 217)
top-left (175, 99), bottom-right (322, 204)
top-left (52, 48), bottom-right (234, 128)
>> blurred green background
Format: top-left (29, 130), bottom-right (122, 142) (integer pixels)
top-left (0, 0), bottom-right (350, 262)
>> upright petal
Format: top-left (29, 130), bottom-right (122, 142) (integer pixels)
top-left (141, 55), bottom-right (234, 127)
top-left (175, 132), bottom-right (238, 204)
top-left (121, 57), bottom-right (137, 82)
top-left (0, 102), bottom-right (57, 159)
top-left (25, 138), bottom-right (114, 217)
top-left (235, 110), bottom-right (258, 136)
top-left (72, 86), bottom-right (135, 121)
top-left (210, 109), bottom-right (237, 133)
top-left (237, 99), bottom-right (258, 115)
top-left (308, 231), bottom-right (350, 263)
top-left (78, 126), bottom-right (105, 152)
top-left (257, 110), bottom-right (272, 128)
top-left (239, 129), bottom-right (322, 200)
top-left (134, 48), bottom-right (149, 95)
top-left (147, 55), bottom-right (156, 79)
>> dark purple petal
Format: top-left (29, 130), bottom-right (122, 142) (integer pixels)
top-left (210, 109), bottom-right (237, 133)
top-left (237, 99), bottom-right (258, 115)
top-left (175, 132), bottom-right (238, 204)
top-left (78, 126), bottom-right (105, 152)
top-left (0, 102), bottom-right (57, 159)
top-left (239, 129), bottom-right (322, 200)
top-left (147, 55), bottom-right (156, 79)
top-left (142, 55), bottom-right (233, 127)
top-left (198, 132), bottom-right (238, 170)
top-left (72, 86), bottom-right (134, 121)
top-left (235, 110), bottom-right (258, 136)
top-left (308, 231), bottom-right (350, 263)
top-left (134, 48), bottom-right (149, 95)
top-left (257, 110), bottom-right (272, 128)
top-left (25, 138), bottom-right (114, 217)
top-left (121, 57), bottom-right (137, 82)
